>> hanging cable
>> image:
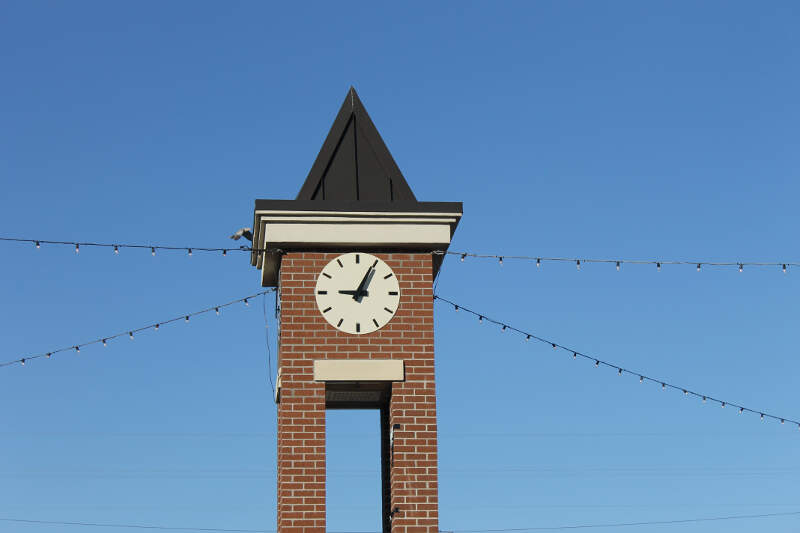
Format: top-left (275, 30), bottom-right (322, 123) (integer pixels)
top-left (434, 295), bottom-right (800, 431)
top-left (1, 290), bottom-right (274, 369)
top-left (437, 250), bottom-right (797, 273)
top-left (0, 236), bottom-right (283, 256)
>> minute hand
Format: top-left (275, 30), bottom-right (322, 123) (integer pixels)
top-left (353, 267), bottom-right (375, 302)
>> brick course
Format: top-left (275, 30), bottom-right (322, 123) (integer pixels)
top-left (277, 252), bottom-right (438, 532)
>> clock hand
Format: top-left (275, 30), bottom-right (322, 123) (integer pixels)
top-left (352, 262), bottom-right (377, 301)
top-left (338, 289), bottom-right (369, 296)
top-left (354, 268), bottom-right (376, 303)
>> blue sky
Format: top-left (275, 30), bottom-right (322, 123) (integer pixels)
top-left (1, 1), bottom-right (799, 532)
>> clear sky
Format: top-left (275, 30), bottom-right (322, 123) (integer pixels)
top-left (1, 1), bottom-right (798, 532)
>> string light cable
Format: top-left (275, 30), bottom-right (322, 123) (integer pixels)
top-left (439, 250), bottom-right (798, 273)
top-left (434, 295), bottom-right (800, 431)
top-left (1, 290), bottom-right (274, 369)
top-left (0, 236), bottom-right (283, 256)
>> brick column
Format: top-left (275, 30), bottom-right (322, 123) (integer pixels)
top-left (276, 252), bottom-right (438, 533)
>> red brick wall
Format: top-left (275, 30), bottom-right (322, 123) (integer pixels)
top-left (277, 252), bottom-right (438, 533)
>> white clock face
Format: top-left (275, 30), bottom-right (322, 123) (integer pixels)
top-left (314, 252), bottom-right (400, 335)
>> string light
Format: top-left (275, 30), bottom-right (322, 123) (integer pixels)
top-left (244, 298), bottom-right (249, 307)
top-left (499, 256), bottom-right (503, 265)
top-left (739, 263), bottom-right (744, 273)
top-left (0, 291), bottom-right (273, 369)
top-left (576, 260), bottom-right (581, 271)
top-left (783, 264), bottom-right (787, 273)
top-left (20, 358), bottom-right (25, 366)
top-left (434, 294), bottom-right (800, 430)
top-left (0, 237), bottom-right (264, 257)
top-left (437, 250), bottom-right (800, 273)
top-left (222, 249), bottom-right (227, 256)
top-left (454, 305), bottom-right (459, 312)
top-left (188, 248), bottom-right (192, 256)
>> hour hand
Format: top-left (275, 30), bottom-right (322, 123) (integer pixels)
top-left (338, 289), bottom-right (369, 296)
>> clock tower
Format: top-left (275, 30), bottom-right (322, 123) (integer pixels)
top-left (250, 88), bottom-right (461, 532)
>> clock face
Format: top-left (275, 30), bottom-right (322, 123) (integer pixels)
top-left (314, 252), bottom-right (400, 335)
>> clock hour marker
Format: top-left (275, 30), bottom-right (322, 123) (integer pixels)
top-left (388, 291), bottom-right (398, 296)
top-left (383, 273), bottom-right (393, 279)
top-left (337, 318), bottom-right (343, 327)
top-left (336, 258), bottom-right (343, 268)
top-left (384, 307), bottom-right (393, 314)
top-left (317, 290), bottom-right (327, 295)
top-left (356, 322), bottom-right (361, 333)
top-left (355, 254), bottom-right (360, 264)
top-left (322, 272), bottom-right (332, 279)
top-left (323, 306), bottom-right (332, 313)
top-left (372, 318), bottom-right (379, 327)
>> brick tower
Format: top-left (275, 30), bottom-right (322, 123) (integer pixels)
top-left (250, 88), bottom-right (461, 532)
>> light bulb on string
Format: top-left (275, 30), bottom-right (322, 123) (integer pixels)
top-left (721, 402), bottom-right (726, 408)
top-left (185, 316), bottom-right (189, 323)
top-left (20, 358), bottom-right (25, 366)
top-left (536, 258), bottom-right (541, 268)
top-left (781, 419), bottom-right (785, 424)
top-left (661, 382), bottom-right (666, 390)
top-left (739, 263), bottom-right (743, 273)
top-left (129, 332), bottom-right (134, 340)
top-left (639, 376), bottom-right (644, 383)
top-left (454, 305), bottom-right (459, 312)
top-left (525, 335), bottom-right (531, 342)
top-left (114, 245), bottom-right (119, 254)
top-left (75, 243), bottom-right (80, 254)
top-left (75, 346), bottom-right (80, 353)
top-left (498, 256), bottom-right (503, 265)
top-left (478, 315), bottom-right (483, 323)
top-left (244, 298), bottom-right (249, 307)
top-left (35, 241), bottom-right (40, 249)
top-left (45, 353), bottom-right (51, 358)
top-left (595, 360), bottom-right (600, 367)
top-left (576, 260), bottom-right (581, 271)
top-left (552, 343), bottom-right (557, 350)
top-left (155, 323), bottom-right (159, 331)
top-left (222, 249), bottom-right (227, 256)
top-left (151, 247), bottom-right (156, 256)
top-left (618, 368), bottom-right (623, 376)
top-left (703, 396), bottom-right (707, 403)
top-left (616, 261), bottom-right (620, 271)
top-left (683, 389), bottom-right (688, 395)
top-left (760, 413), bottom-right (764, 421)
top-left (697, 263), bottom-right (701, 272)
top-left (783, 264), bottom-right (787, 273)
top-left (739, 407), bottom-right (744, 414)
top-left (656, 262), bottom-right (661, 272)
top-left (102, 339), bottom-right (107, 347)
top-left (188, 248), bottom-right (193, 256)
top-left (501, 325), bottom-right (507, 332)
top-left (215, 307), bottom-right (220, 316)
top-left (460, 253), bottom-right (466, 262)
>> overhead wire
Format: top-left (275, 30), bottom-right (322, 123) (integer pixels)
top-left (1, 290), bottom-right (274, 369)
top-left (434, 295), bottom-right (800, 431)
top-left (438, 250), bottom-right (797, 273)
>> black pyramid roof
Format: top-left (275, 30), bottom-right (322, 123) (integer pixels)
top-left (295, 87), bottom-right (417, 203)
